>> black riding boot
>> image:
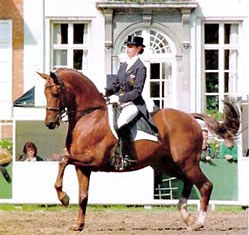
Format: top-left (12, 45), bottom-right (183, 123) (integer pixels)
top-left (116, 125), bottom-right (136, 170)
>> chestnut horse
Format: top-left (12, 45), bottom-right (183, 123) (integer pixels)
top-left (38, 68), bottom-right (240, 231)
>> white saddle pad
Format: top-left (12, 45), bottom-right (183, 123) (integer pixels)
top-left (107, 104), bottom-right (158, 142)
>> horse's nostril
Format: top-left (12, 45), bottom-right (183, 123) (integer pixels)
top-left (46, 122), bottom-right (56, 129)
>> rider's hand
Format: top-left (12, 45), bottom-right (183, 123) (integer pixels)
top-left (109, 95), bottom-right (119, 104)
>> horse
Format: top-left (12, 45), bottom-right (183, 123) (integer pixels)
top-left (38, 68), bottom-right (240, 231)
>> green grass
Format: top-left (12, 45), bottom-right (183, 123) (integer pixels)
top-left (0, 204), bottom-right (78, 211)
top-left (215, 205), bottom-right (246, 212)
top-left (0, 204), bottom-right (245, 212)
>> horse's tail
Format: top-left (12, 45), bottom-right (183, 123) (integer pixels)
top-left (192, 98), bottom-right (240, 139)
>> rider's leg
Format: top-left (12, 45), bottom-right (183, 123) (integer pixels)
top-left (116, 102), bottom-right (139, 169)
top-left (117, 102), bottom-right (139, 129)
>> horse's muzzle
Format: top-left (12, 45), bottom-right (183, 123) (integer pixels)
top-left (45, 114), bottom-right (61, 129)
top-left (46, 121), bottom-right (57, 129)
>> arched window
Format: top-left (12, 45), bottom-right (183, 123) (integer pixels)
top-left (119, 30), bottom-right (174, 57)
top-left (150, 30), bottom-right (172, 54)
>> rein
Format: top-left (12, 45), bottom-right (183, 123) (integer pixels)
top-left (47, 103), bottom-right (106, 122)
top-left (46, 107), bottom-right (61, 112)
top-left (66, 105), bottom-right (106, 119)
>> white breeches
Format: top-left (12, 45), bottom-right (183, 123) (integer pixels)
top-left (117, 102), bottom-right (139, 129)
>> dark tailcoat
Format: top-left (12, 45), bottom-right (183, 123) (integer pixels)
top-left (105, 58), bottom-right (157, 132)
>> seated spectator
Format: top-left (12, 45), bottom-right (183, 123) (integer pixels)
top-left (201, 129), bottom-right (216, 162)
top-left (219, 134), bottom-right (238, 161)
top-left (19, 142), bottom-right (44, 161)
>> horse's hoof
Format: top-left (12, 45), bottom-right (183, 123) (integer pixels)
top-left (69, 225), bottom-right (84, 231)
top-left (60, 193), bottom-right (70, 207)
top-left (184, 213), bottom-right (195, 227)
top-left (187, 223), bottom-right (204, 231)
top-left (187, 226), bottom-right (193, 231)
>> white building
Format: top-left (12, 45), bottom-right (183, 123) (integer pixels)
top-left (0, 0), bottom-right (249, 205)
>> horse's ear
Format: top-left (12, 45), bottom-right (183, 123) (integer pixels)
top-left (37, 72), bottom-right (50, 80)
top-left (50, 72), bottom-right (60, 84)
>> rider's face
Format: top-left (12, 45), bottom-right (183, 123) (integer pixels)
top-left (126, 44), bottom-right (141, 59)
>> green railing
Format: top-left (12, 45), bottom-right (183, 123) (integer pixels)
top-left (155, 159), bottom-right (238, 201)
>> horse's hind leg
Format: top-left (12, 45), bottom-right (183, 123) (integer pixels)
top-left (177, 180), bottom-right (196, 227)
top-left (54, 155), bottom-right (70, 207)
top-left (194, 171), bottom-right (213, 229)
top-left (180, 165), bottom-right (213, 230)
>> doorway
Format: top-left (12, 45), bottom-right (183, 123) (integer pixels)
top-left (117, 28), bottom-right (176, 109)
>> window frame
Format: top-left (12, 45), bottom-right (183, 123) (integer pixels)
top-left (202, 20), bottom-right (241, 113)
top-left (49, 20), bottom-right (90, 73)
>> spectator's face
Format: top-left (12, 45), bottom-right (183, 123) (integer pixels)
top-left (224, 139), bottom-right (234, 148)
top-left (202, 130), bottom-right (208, 141)
top-left (26, 147), bottom-right (35, 157)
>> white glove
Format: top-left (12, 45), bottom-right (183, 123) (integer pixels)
top-left (109, 95), bottom-right (119, 104)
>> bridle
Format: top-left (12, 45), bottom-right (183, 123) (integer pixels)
top-left (45, 82), bottom-right (67, 122)
top-left (45, 74), bottom-right (106, 124)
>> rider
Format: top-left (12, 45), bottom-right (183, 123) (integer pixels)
top-left (105, 35), bottom-right (158, 170)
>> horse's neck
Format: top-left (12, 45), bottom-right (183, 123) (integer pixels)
top-left (74, 91), bottom-right (105, 112)
top-left (65, 83), bottom-right (106, 147)
top-left (65, 81), bottom-right (105, 121)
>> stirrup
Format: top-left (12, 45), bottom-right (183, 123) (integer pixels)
top-left (116, 155), bottom-right (136, 171)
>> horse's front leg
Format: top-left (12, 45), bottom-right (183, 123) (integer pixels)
top-left (70, 166), bottom-right (91, 231)
top-left (54, 155), bottom-right (70, 207)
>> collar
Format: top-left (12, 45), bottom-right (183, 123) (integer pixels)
top-left (126, 55), bottom-right (139, 71)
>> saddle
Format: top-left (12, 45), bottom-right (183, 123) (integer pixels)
top-left (110, 103), bottom-right (158, 170)
top-left (110, 103), bottom-right (158, 140)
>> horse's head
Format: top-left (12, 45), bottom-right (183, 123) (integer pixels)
top-left (38, 71), bottom-right (66, 129)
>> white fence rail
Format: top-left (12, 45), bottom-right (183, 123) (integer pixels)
top-left (0, 161), bottom-right (249, 207)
